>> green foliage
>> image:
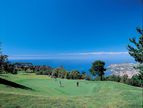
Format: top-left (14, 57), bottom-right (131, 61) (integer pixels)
top-left (85, 75), bottom-right (92, 80)
top-left (131, 75), bottom-right (142, 87)
top-left (51, 67), bottom-right (62, 78)
top-left (94, 76), bottom-right (102, 81)
top-left (90, 60), bottom-right (106, 81)
top-left (0, 55), bottom-right (17, 74)
top-left (35, 66), bottom-right (53, 75)
top-left (128, 28), bottom-right (143, 63)
top-left (105, 74), bottom-right (142, 87)
top-left (0, 55), bottom-right (8, 73)
top-left (120, 74), bottom-right (128, 83)
top-left (25, 68), bottom-right (33, 73)
top-left (105, 75), bottom-right (121, 82)
top-left (0, 44), bottom-right (18, 74)
top-left (81, 71), bottom-right (86, 79)
top-left (135, 64), bottom-right (143, 83)
top-left (35, 66), bottom-right (87, 80)
top-left (35, 70), bottom-right (43, 75)
top-left (70, 70), bottom-right (80, 79)
top-left (128, 27), bottom-right (143, 87)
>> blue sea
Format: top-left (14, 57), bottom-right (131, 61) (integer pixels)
top-left (10, 56), bottom-right (135, 76)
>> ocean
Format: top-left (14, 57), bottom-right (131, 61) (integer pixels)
top-left (10, 57), bottom-right (135, 76)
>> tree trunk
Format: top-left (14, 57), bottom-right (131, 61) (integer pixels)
top-left (100, 75), bottom-right (102, 81)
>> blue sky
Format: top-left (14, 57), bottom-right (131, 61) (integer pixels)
top-left (0, 0), bottom-right (142, 59)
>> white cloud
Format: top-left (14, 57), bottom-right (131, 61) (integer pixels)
top-left (8, 51), bottom-right (129, 60)
top-left (60, 52), bottom-right (129, 55)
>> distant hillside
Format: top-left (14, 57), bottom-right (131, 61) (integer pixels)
top-left (108, 63), bottom-right (139, 78)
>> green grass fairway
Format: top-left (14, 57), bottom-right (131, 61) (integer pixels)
top-left (0, 73), bottom-right (142, 108)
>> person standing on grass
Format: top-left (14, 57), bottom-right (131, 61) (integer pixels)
top-left (59, 80), bottom-right (62, 87)
top-left (77, 81), bottom-right (79, 87)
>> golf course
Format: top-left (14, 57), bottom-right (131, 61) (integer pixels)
top-left (0, 73), bottom-right (142, 108)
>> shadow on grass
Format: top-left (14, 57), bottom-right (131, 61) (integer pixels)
top-left (0, 77), bottom-right (33, 90)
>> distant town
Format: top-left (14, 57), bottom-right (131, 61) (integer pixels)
top-left (108, 63), bottom-right (139, 78)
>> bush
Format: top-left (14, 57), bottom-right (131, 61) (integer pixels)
top-left (94, 76), bottom-right (101, 81)
top-left (26, 69), bottom-right (33, 73)
top-left (35, 70), bottom-right (42, 75)
top-left (131, 75), bottom-right (142, 87)
top-left (120, 75), bottom-right (128, 83)
top-left (105, 75), bottom-right (121, 82)
top-left (85, 75), bottom-right (92, 81)
top-left (105, 74), bottom-right (142, 87)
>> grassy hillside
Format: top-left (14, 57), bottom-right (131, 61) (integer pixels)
top-left (0, 73), bottom-right (142, 108)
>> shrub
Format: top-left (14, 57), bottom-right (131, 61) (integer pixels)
top-left (131, 75), bottom-right (142, 87)
top-left (85, 75), bottom-right (92, 81)
top-left (105, 75), bottom-right (121, 82)
top-left (120, 75), bottom-right (128, 83)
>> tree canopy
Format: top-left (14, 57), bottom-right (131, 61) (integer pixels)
top-left (128, 27), bottom-right (143, 63)
top-left (128, 27), bottom-right (143, 86)
top-left (90, 60), bottom-right (106, 81)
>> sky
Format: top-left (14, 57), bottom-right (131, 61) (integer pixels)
top-left (0, 0), bottom-right (142, 59)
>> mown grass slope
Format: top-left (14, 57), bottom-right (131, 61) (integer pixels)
top-left (0, 73), bottom-right (142, 108)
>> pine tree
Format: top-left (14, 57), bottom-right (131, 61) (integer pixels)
top-left (128, 27), bottom-right (143, 86)
top-left (128, 27), bottom-right (143, 63)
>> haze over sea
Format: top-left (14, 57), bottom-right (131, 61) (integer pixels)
top-left (10, 53), bottom-right (135, 75)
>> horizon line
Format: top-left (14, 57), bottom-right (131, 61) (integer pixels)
top-left (9, 51), bottom-right (129, 57)
top-left (8, 51), bottom-right (129, 60)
